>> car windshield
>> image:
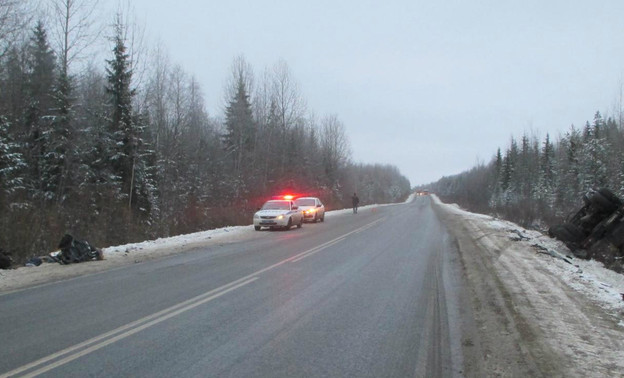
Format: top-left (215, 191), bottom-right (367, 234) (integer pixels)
top-left (262, 201), bottom-right (291, 210)
top-left (295, 198), bottom-right (315, 206)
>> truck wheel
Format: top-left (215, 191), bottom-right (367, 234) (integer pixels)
top-left (588, 190), bottom-right (619, 213)
top-left (549, 223), bottom-right (584, 243)
top-left (608, 223), bottom-right (624, 247)
top-left (564, 223), bottom-right (585, 241)
top-left (598, 188), bottom-right (622, 206)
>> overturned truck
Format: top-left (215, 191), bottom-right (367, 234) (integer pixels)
top-left (549, 188), bottom-right (624, 271)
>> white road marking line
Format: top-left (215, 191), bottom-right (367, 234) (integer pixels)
top-left (2, 216), bottom-right (388, 377)
top-left (291, 238), bottom-right (345, 262)
top-left (290, 217), bottom-right (386, 263)
top-left (1, 278), bottom-right (258, 378)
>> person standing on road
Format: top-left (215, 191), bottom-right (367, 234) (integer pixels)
top-left (352, 192), bottom-right (359, 214)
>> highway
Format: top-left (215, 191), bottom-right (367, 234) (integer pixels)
top-left (0, 197), bottom-right (467, 377)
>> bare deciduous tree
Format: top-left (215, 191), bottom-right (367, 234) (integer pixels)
top-left (49, 0), bottom-right (102, 75)
top-left (270, 59), bottom-right (306, 131)
top-left (0, 0), bottom-right (30, 58)
top-left (320, 114), bottom-right (351, 187)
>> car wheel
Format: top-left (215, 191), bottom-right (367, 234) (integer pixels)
top-left (313, 214), bottom-right (318, 223)
top-left (254, 226), bottom-right (261, 231)
top-left (321, 214), bottom-right (325, 222)
top-left (284, 218), bottom-right (292, 230)
top-left (297, 217), bottom-right (303, 228)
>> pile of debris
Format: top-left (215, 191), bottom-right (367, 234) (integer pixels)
top-left (56, 234), bottom-right (103, 264)
top-left (549, 188), bottom-right (624, 272)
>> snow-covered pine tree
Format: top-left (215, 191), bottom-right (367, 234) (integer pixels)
top-left (0, 47), bottom-right (28, 129)
top-left (579, 119), bottom-right (609, 191)
top-left (489, 148), bottom-right (504, 208)
top-left (105, 16), bottom-right (137, 206)
top-left (536, 133), bottom-right (555, 207)
top-left (501, 137), bottom-right (519, 204)
top-left (565, 126), bottom-right (582, 199)
top-left (24, 21), bottom-right (58, 201)
top-left (222, 72), bottom-right (255, 204)
top-left (223, 75), bottom-right (255, 175)
top-left (0, 116), bottom-right (26, 197)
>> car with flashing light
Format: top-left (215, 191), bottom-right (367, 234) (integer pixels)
top-left (294, 197), bottom-right (325, 223)
top-left (253, 199), bottom-right (304, 231)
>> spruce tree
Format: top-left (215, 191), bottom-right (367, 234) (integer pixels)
top-left (105, 17), bottom-right (137, 205)
top-left (537, 133), bottom-right (555, 206)
top-left (0, 116), bottom-right (26, 196)
top-left (25, 21), bottom-right (58, 201)
top-left (104, 18), bottom-right (157, 234)
top-left (223, 77), bottom-right (255, 174)
top-left (222, 77), bottom-right (255, 202)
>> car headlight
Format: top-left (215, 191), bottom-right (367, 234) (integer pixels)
top-left (277, 215), bottom-right (284, 220)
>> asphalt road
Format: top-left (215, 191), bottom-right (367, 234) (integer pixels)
top-left (0, 197), bottom-right (468, 377)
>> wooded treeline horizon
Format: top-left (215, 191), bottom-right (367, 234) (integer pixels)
top-left (0, 1), bottom-right (411, 262)
top-left (430, 110), bottom-right (624, 230)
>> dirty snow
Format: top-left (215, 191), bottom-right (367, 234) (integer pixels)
top-left (431, 195), bottom-right (624, 315)
top-left (433, 195), bottom-right (624, 376)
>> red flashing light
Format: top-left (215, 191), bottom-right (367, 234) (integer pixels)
top-left (270, 193), bottom-right (303, 201)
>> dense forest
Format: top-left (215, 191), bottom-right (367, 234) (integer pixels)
top-left (431, 111), bottom-right (624, 230)
top-left (0, 1), bottom-right (411, 262)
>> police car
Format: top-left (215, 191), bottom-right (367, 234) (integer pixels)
top-left (253, 197), bottom-right (304, 231)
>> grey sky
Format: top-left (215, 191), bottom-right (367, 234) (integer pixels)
top-left (122, 0), bottom-right (624, 186)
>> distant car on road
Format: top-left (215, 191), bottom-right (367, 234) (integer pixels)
top-left (294, 197), bottom-right (325, 223)
top-left (254, 200), bottom-right (303, 231)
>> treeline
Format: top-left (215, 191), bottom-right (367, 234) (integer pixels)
top-left (0, 1), bottom-right (411, 262)
top-left (430, 111), bottom-right (624, 229)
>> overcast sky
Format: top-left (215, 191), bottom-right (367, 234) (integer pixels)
top-left (113, 0), bottom-right (624, 186)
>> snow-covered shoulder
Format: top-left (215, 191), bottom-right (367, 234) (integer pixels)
top-left (433, 194), bottom-right (624, 375)
top-left (432, 194), bottom-right (624, 314)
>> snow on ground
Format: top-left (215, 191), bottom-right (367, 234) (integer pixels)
top-left (433, 194), bottom-right (624, 376)
top-left (0, 196), bottom-right (413, 293)
top-left (431, 195), bottom-right (624, 315)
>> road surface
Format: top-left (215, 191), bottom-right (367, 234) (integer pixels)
top-left (1, 198), bottom-right (475, 377)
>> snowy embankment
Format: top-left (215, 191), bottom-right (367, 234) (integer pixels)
top-left (0, 196), bottom-right (412, 293)
top-left (432, 195), bottom-right (624, 376)
top-left (432, 195), bottom-right (624, 315)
